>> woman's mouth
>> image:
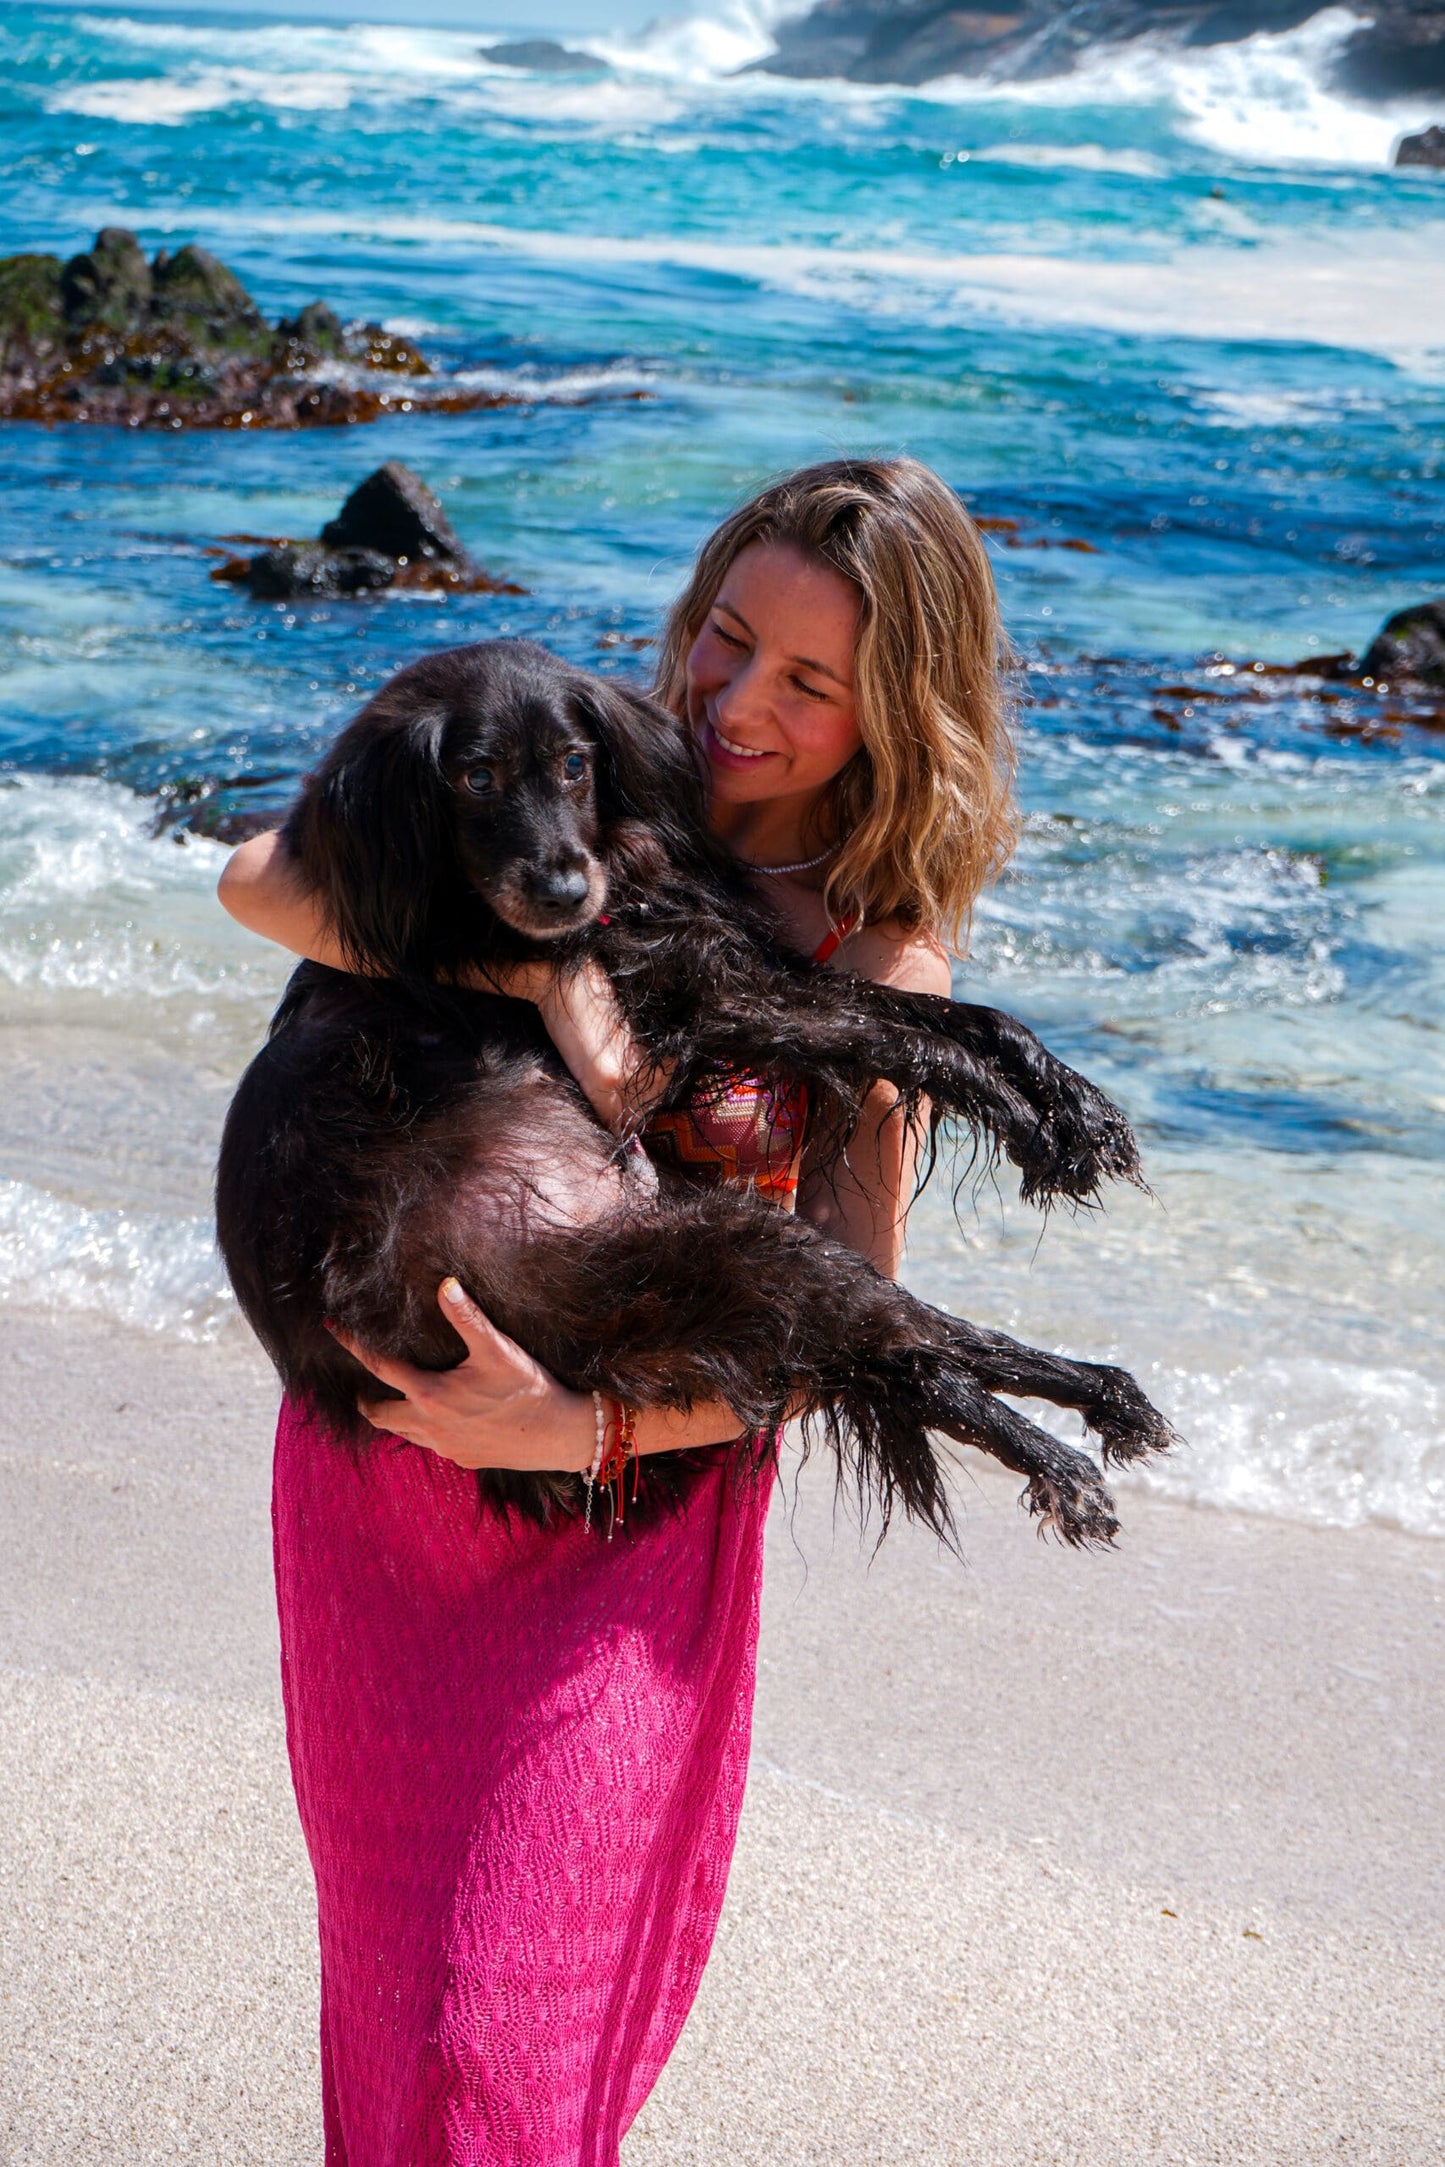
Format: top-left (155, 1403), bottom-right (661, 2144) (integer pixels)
top-left (702, 714), bottom-right (773, 772)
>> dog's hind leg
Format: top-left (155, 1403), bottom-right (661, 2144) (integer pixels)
top-left (477, 1189), bottom-right (1173, 1549)
top-left (931, 1318), bottom-right (1177, 1469)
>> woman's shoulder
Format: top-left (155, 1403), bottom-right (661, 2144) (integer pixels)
top-left (841, 916), bottom-right (953, 997)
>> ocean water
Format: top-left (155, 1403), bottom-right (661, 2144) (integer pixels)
top-left (1, 0), bottom-right (1442, 1534)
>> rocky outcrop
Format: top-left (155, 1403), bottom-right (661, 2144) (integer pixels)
top-left (750, 0), bottom-right (1445, 99)
top-left (479, 39), bottom-right (599, 71)
top-left (210, 463), bottom-right (525, 600)
top-left (0, 229), bottom-right (516, 429)
top-left (1395, 123), bottom-right (1445, 164)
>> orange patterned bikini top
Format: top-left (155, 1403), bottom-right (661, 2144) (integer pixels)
top-left (644, 915), bottom-right (857, 1213)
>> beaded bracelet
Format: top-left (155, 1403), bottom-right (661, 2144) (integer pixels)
top-left (585, 1390), bottom-right (607, 1531)
top-left (584, 1390), bottom-right (639, 1535)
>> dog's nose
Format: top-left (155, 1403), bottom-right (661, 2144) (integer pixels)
top-left (530, 866), bottom-right (591, 912)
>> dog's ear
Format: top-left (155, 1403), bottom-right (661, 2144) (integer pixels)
top-left (572, 674), bottom-right (710, 870)
top-left (284, 695), bottom-right (469, 985)
top-left (580, 676), bottom-right (710, 836)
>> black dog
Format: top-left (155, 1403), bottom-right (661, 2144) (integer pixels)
top-left (217, 640), bottom-right (1176, 1544)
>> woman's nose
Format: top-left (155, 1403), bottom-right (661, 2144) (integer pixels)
top-left (713, 653), bottom-right (769, 732)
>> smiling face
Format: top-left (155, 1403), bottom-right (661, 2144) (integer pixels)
top-left (685, 541), bottom-right (864, 823)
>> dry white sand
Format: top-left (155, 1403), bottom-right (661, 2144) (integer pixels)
top-left (1, 1310), bottom-right (1440, 2164)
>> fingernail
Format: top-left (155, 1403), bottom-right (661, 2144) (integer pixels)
top-left (440, 1278), bottom-right (467, 1307)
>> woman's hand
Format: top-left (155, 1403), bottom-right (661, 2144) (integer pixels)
top-left (330, 1278), bottom-right (596, 1473)
top-left (331, 1277), bottom-right (749, 1470)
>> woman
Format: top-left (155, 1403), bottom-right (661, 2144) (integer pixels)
top-left (219, 456), bottom-right (1016, 2165)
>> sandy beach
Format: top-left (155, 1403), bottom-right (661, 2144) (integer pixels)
top-left (2, 1307), bottom-right (1439, 2165)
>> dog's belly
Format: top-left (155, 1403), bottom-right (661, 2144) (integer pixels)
top-left (381, 1062), bottom-right (659, 1358)
top-left (445, 1070), bottom-right (656, 1273)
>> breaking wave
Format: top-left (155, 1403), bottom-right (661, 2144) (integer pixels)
top-left (0, 1175), bottom-right (232, 1340)
top-left (46, 4), bottom-right (1436, 171)
top-left (126, 201), bottom-right (1445, 367)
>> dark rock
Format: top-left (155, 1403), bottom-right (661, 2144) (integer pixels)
top-left (59, 226), bottom-right (152, 333)
top-left (480, 38), bottom-right (598, 71)
top-left (211, 463), bottom-right (525, 601)
top-left (320, 461), bottom-right (467, 563)
top-left (1360, 599), bottom-right (1445, 687)
top-left (151, 243), bottom-right (266, 350)
top-left (1395, 122), bottom-right (1445, 164)
top-left (1335, 4), bottom-right (1445, 96)
top-left (751, 0), bottom-right (1445, 98)
top-left (245, 543), bottom-right (399, 599)
top-left (272, 300), bottom-right (346, 365)
top-left (0, 253), bottom-right (66, 374)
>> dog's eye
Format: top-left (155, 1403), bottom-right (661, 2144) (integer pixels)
top-left (562, 752), bottom-right (587, 782)
top-left (463, 766), bottom-right (496, 796)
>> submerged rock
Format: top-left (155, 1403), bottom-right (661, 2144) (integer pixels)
top-left (750, 0), bottom-right (1445, 98)
top-left (0, 228), bottom-right (513, 429)
top-left (211, 463), bottom-right (525, 600)
top-left (480, 39), bottom-right (598, 71)
top-left (1394, 123), bottom-right (1445, 165)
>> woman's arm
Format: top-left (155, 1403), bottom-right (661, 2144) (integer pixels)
top-left (217, 829), bottom-right (658, 1131)
top-left (218, 828), bottom-right (347, 964)
top-left (796, 922), bottom-right (953, 1278)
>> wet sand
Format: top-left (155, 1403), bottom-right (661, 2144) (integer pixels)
top-left (1, 1310), bottom-right (1440, 2164)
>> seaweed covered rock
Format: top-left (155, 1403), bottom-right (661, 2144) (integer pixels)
top-left (150, 243), bottom-right (266, 349)
top-left (60, 227), bottom-right (152, 333)
top-left (0, 253), bottom-right (67, 374)
top-left (211, 464), bottom-right (524, 600)
top-left (0, 228), bottom-right (512, 429)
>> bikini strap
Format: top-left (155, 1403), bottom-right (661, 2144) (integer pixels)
top-left (810, 913), bottom-right (859, 967)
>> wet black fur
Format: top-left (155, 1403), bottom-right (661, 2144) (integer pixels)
top-left (217, 640), bottom-right (1175, 1544)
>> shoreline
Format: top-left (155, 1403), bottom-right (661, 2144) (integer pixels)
top-left (2, 1308), bottom-right (1440, 2162)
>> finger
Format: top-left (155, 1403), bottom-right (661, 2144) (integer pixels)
top-left (436, 1278), bottom-right (535, 1374)
top-left (356, 1394), bottom-right (416, 1436)
top-left (326, 1321), bottom-right (431, 1401)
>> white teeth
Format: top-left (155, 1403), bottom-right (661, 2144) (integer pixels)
top-left (712, 722), bottom-right (768, 759)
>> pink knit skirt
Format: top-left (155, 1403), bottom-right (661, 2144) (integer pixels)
top-left (272, 1398), bottom-right (773, 2167)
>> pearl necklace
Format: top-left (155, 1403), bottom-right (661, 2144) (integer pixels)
top-left (736, 844), bottom-right (837, 877)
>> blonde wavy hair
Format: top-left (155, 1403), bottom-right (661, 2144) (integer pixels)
top-left (653, 456), bottom-right (1018, 951)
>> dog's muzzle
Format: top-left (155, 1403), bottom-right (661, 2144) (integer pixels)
top-left (487, 857), bottom-right (609, 938)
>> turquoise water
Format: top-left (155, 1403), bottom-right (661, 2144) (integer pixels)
top-left (1, 1), bottom-right (1442, 1530)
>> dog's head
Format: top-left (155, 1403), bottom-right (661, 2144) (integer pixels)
top-left (285, 640), bottom-right (710, 984)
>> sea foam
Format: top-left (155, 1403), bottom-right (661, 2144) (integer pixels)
top-left (146, 201), bottom-right (1445, 367)
top-left (0, 1175), bottom-right (231, 1340)
top-left (1129, 1355), bottom-right (1445, 1536)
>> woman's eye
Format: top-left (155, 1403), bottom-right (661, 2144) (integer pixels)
top-left (463, 766), bottom-right (495, 795)
top-left (562, 752), bottom-right (587, 781)
top-left (790, 676), bottom-right (829, 702)
top-left (712, 622), bottom-right (746, 650)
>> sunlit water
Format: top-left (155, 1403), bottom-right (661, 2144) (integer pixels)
top-left (1, 0), bottom-right (1441, 1532)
